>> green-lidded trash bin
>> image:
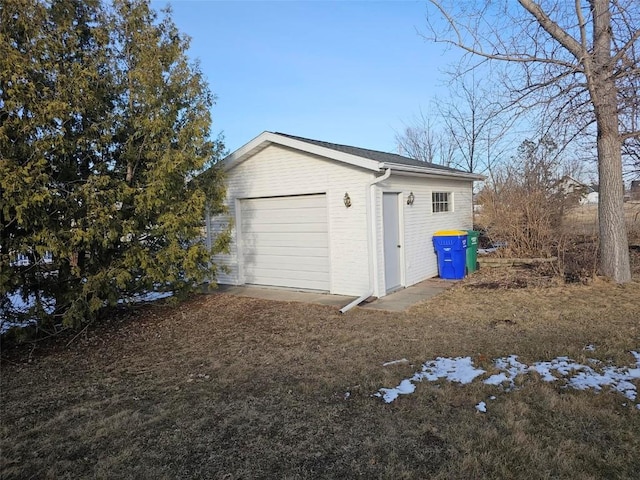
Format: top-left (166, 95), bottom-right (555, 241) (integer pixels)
top-left (466, 230), bottom-right (480, 273)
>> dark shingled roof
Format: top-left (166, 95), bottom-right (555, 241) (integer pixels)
top-left (273, 132), bottom-right (465, 174)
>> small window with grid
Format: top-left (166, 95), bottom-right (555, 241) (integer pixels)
top-left (432, 192), bottom-right (451, 213)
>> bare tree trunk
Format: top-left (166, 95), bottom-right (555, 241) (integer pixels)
top-left (520, 0), bottom-right (631, 282)
top-left (597, 125), bottom-right (630, 281)
top-left (589, 0), bottom-right (631, 282)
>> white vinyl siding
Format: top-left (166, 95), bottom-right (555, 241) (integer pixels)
top-left (240, 195), bottom-right (329, 291)
top-left (374, 176), bottom-right (473, 294)
top-left (213, 144), bottom-right (374, 296)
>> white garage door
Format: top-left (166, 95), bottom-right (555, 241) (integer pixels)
top-left (240, 194), bottom-right (329, 291)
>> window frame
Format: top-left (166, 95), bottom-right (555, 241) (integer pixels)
top-left (431, 191), bottom-right (452, 213)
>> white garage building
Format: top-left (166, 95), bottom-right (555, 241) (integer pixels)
top-left (206, 132), bottom-right (482, 304)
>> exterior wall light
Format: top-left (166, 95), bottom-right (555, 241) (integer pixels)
top-left (407, 192), bottom-right (415, 205)
top-left (343, 192), bottom-right (352, 208)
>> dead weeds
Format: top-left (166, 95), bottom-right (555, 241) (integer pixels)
top-left (1, 275), bottom-right (640, 479)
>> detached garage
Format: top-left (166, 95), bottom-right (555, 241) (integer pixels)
top-left (207, 132), bottom-right (483, 305)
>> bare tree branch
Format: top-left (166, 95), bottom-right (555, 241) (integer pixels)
top-left (426, 1), bottom-right (581, 70)
top-left (517, 0), bottom-right (586, 62)
top-left (611, 28), bottom-right (640, 64)
top-left (621, 131), bottom-right (640, 141)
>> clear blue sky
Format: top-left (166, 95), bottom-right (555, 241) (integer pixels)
top-left (151, 1), bottom-right (461, 154)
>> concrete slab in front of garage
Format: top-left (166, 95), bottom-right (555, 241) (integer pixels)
top-left (212, 278), bottom-right (457, 312)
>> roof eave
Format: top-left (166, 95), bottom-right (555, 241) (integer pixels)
top-left (381, 162), bottom-right (486, 181)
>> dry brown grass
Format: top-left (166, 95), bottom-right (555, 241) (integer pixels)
top-left (563, 202), bottom-right (640, 242)
top-left (2, 271), bottom-right (640, 479)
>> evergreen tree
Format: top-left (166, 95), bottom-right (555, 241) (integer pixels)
top-left (1, 0), bottom-right (227, 329)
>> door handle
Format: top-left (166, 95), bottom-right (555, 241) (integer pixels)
top-left (397, 245), bottom-right (401, 248)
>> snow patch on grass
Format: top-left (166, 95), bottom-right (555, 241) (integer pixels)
top-left (2, 288), bottom-right (173, 335)
top-left (117, 290), bottom-right (173, 304)
top-left (378, 379), bottom-right (416, 403)
top-left (484, 355), bottom-right (528, 390)
top-left (1, 291), bottom-right (55, 334)
top-left (375, 347), bottom-right (640, 410)
top-left (375, 356), bottom-right (485, 402)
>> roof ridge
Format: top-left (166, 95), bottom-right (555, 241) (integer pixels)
top-left (274, 132), bottom-right (397, 156)
top-left (271, 131), bottom-right (459, 172)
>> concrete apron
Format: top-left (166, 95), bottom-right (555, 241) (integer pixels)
top-left (214, 278), bottom-right (456, 313)
top-left (360, 279), bottom-right (456, 312)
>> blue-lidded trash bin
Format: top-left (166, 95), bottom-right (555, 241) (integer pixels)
top-left (433, 230), bottom-right (468, 279)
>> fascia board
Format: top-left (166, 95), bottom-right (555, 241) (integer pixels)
top-left (382, 162), bottom-right (486, 181)
top-left (221, 132), bottom-right (381, 172)
top-left (218, 131), bottom-right (273, 171)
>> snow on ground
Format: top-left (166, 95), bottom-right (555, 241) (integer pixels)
top-left (484, 355), bottom-right (528, 390)
top-left (0, 291), bottom-right (55, 334)
top-left (377, 356), bottom-right (485, 403)
top-left (375, 347), bottom-right (640, 410)
top-left (1, 288), bottom-right (173, 334)
top-left (414, 356), bottom-right (486, 384)
top-left (0, 317), bottom-right (39, 335)
top-left (117, 290), bottom-right (173, 304)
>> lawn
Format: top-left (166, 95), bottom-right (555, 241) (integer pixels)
top-left (2, 265), bottom-right (640, 479)
top-left (562, 202), bottom-right (640, 240)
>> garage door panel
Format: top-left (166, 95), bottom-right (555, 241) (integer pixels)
top-left (241, 246), bottom-right (328, 258)
top-left (242, 232), bottom-right (328, 248)
top-left (242, 196), bottom-right (325, 210)
top-left (241, 208), bottom-right (327, 225)
top-left (245, 276), bottom-right (329, 291)
top-left (240, 221), bottom-right (327, 233)
top-left (243, 254), bottom-right (329, 271)
top-left (245, 268), bottom-right (329, 282)
top-left (240, 194), bottom-right (329, 291)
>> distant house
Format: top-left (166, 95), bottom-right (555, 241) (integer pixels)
top-left (630, 181), bottom-right (640, 202)
top-left (8, 250), bottom-right (53, 267)
top-left (557, 176), bottom-right (597, 205)
top-left (584, 189), bottom-right (599, 205)
top-left (206, 132), bottom-right (483, 303)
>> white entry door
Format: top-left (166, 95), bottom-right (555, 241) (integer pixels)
top-left (383, 193), bottom-right (401, 293)
top-left (240, 194), bottom-right (329, 291)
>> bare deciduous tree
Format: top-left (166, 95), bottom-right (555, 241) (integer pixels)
top-left (426, 0), bottom-right (638, 282)
top-left (396, 77), bottom-right (512, 175)
top-left (396, 111), bottom-right (443, 164)
top-left (436, 75), bottom-right (513, 175)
